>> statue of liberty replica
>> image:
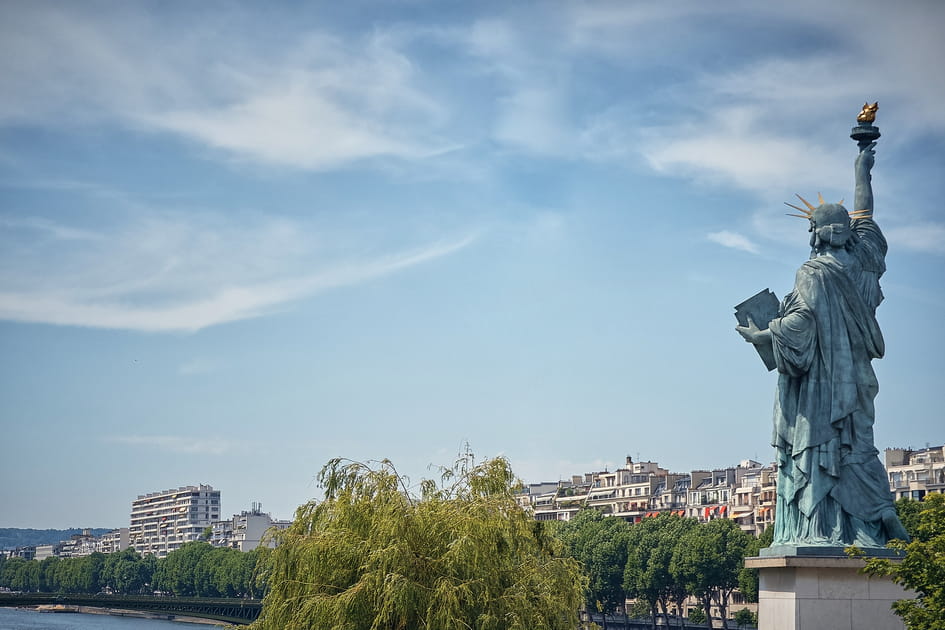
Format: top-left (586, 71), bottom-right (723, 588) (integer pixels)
top-left (736, 103), bottom-right (909, 553)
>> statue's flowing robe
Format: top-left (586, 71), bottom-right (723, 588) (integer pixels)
top-left (768, 219), bottom-right (898, 547)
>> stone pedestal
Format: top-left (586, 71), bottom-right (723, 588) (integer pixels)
top-left (744, 555), bottom-right (910, 630)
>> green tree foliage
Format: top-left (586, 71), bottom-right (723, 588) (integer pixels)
top-left (104, 548), bottom-right (154, 594)
top-left (189, 545), bottom-right (261, 598)
top-left (250, 455), bottom-right (586, 630)
top-left (0, 543), bottom-right (262, 597)
top-left (687, 607), bottom-right (706, 624)
top-left (626, 599), bottom-right (652, 619)
top-left (82, 552), bottom-right (106, 593)
top-left (737, 526), bottom-right (773, 605)
top-left (557, 508), bottom-right (631, 615)
top-left (862, 493), bottom-right (945, 630)
top-left (733, 607), bottom-right (756, 628)
top-left (37, 556), bottom-right (60, 592)
top-left (155, 541), bottom-right (213, 596)
top-left (670, 518), bottom-right (752, 630)
top-left (4, 557), bottom-right (39, 592)
top-left (247, 546), bottom-right (271, 598)
top-left (1, 557), bottom-right (27, 591)
top-left (622, 513), bottom-right (696, 629)
top-left (895, 497), bottom-right (923, 540)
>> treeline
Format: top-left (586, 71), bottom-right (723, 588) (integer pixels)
top-left (554, 510), bottom-right (768, 629)
top-left (0, 528), bottom-right (111, 550)
top-left (551, 497), bottom-right (925, 630)
top-left (0, 542), bottom-right (269, 599)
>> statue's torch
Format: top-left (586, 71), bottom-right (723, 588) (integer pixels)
top-left (851, 102), bottom-right (881, 151)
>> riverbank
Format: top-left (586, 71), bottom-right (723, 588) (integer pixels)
top-left (33, 604), bottom-right (227, 626)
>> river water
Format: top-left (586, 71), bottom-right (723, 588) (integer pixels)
top-left (0, 607), bottom-right (224, 629)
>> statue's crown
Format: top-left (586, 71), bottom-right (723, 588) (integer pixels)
top-left (784, 193), bottom-right (871, 224)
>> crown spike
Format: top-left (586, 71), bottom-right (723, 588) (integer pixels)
top-left (784, 202), bottom-right (812, 216)
top-left (839, 198), bottom-right (844, 206)
top-left (795, 194), bottom-right (816, 211)
top-left (786, 213), bottom-right (813, 219)
top-left (818, 192), bottom-right (825, 205)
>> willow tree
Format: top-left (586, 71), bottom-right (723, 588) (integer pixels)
top-left (250, 455), bottom-right (586, 630)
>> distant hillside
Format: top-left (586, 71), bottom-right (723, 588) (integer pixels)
top-left (0, 528), bottom-right (112, 550)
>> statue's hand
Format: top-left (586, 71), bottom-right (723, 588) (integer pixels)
top-left (856, 141), bottom-right (876, 176)
top-left (736, 317), bottom-right (763, 344)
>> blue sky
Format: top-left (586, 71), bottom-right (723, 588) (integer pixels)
top-left (1, 1), bottom-right (943, 529)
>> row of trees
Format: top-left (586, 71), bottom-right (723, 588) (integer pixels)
top-left (0, 542), bottom-right (269, 599)
top-left (555, 508), bottom-right (768, 629)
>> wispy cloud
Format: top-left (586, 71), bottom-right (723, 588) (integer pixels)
top-left (641, 107), bottom-right (847, 196)
top-left (707, 230), bottom-right (760, 255)
top-left (141, 36), bottom-right (451, 170)
top-left (0, 206), bottom-right (477, 332)
top-left (0, 215), bottom-right (102, 241)
top-left (885, 223), bottom-right (945, 255)
top-left (105, 435), bottom-right (245, 456)
top-left (564, 1), bottom-right (945, 208)
top-left (0, 6), bottom-right (450, 171)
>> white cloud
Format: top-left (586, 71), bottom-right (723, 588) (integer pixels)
top-left (641, 105), bottom-right (848, 197)
top-left (105, 435), bottom-right (245, 456)
top-left (885, 223), bottom-right (945, 255)
top-left (140, 33), bottom-right (453, 169)
top-left (0, 209), bottom-right (477, 332)
top-left (565, 1), bottom-right (945, 198)
top-left (0, 6), bottom-right (450, 170)
top-left (707, 231), bottom-right (760, 255)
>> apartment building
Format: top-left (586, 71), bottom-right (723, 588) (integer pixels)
top-left (129, 484), bottom-right (220, 558)
top-left (519, 476), bottom-right (590, 522)
top-left (520, 455), bottom-right (781, 537)
top-left (100, 528), bottom-right (130, 554)
top-left (728, 461), bottom-right (775, 536)
top-left (885, 445), bottom-right (945, 500)
top-left (652, 475), bottom-right (691, 513)
top-left (210, 503), bottom-right (291, 551)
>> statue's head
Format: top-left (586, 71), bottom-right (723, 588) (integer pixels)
top-left (810, 203), bottom-right (851, 249)
top-left (784, 194), bottom-right (862, 252)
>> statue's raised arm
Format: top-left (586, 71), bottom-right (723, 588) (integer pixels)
top-left (854, 141), bottom-right (876, 217)
top-left (851, 102), bottom-right (881, 219)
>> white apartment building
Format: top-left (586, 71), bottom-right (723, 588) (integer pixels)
top-left (100, 528), bottom-right (130, 554)
top-left (130, 484), bottom-right (220, 558)
top-left (886, 445), bottom-right (945, 500)
top-left (210, 503), bottom-right (291, 552)
top-left (584, 458), bottom-right (688, 522)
